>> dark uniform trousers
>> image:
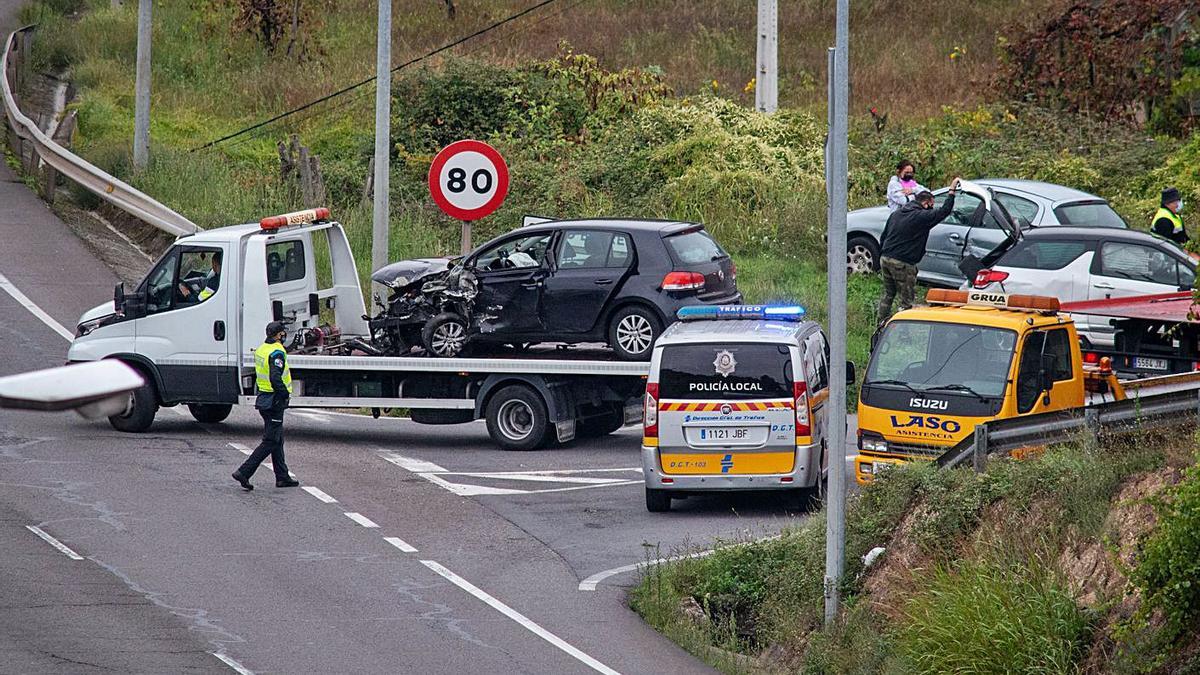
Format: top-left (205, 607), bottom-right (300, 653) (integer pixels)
top-left (237, 394), bottom-right (291, 481)
top-left (876, 256), bottom-right (918, 325)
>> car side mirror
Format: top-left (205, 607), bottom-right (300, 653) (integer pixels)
top-left (845, 360), bottom-right (856, 386)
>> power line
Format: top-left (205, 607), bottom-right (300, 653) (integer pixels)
top-left (192, 0), bottom-right (564, 152)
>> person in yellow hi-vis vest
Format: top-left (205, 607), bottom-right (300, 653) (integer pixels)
top-left (232, 321), bottom-right (300, 490)
top-left (1152, 187), bottom-right (1187, 245)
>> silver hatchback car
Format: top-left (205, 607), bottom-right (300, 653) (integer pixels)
top-left (846, 179), bottom-right (1128, 286)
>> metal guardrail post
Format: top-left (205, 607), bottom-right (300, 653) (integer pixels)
top-left (1084, 407), bottom-right (1099, 447)
top-left (972, 423), bottom-right (988, 473)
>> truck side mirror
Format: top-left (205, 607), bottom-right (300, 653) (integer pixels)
top-left (1039, 354), bottom-right (1057, 402)
top-left (113, 282), bottom-right (125, 310)
top-left (845, 360), bottom-right (856, 386)
top-left (272, 300), bottom-right (284, 321)
top-left (308, 293), bottom-right (320, 317)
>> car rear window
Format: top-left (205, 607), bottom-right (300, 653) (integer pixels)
top-left (665, 229), bottom-right (727, 265)
top-left (1052, 201), bottom-right (1127, 228)
top-left (658, 344), bottom-right (792, 400)
top-left (1000, 240), bottom-right (1089, 270)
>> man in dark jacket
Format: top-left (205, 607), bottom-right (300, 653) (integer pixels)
top-left (232, 321), bottom-right (300, 490)
top-left (876, 178), bottom-right (962, 325)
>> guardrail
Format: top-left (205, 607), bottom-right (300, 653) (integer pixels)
top-left (937, 386), bottom-right (1200, 471)
top-left (2, 26), bottom-right (197, 237)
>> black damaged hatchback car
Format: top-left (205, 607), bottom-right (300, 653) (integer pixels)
top-left (368, 218), bottom-right (742, 360)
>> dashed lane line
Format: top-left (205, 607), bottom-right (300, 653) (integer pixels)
top-left (0, 271), bottom-right (75, 341)
top-left (25, 525), bottom-right (84, 560)
top-left (301, 486), bottom-right (338, 503)
top-left (344, 512), bottom-right (379, 528)
top-left (383, 536), bottom-right (418, 553)
top-left (211, 651), bottom-right (254, 675)
top-left (421, 560), bottom-right (620, 675)
top-left (225, 442), bottom-right (296, 479)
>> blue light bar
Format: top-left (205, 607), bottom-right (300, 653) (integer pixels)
top-left (676, 305), bottom-right (807, 322)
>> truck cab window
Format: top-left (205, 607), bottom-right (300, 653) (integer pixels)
top-left (1016, 329), bottom-right (1072, 414)
top-left (141, 248), bottom-right (180, 314)
top-left (177, 249), bottom-right (223, 305)
top-left (267, 241), bottom-right (305, 284)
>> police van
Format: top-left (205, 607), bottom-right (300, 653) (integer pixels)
top-left (641, 305), bottom-right (846, 512)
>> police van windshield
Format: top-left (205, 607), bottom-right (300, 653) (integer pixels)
top-left (865, 321), bottom-right (1016, 398)
top-left (659, 344), bottom-right (792, 400)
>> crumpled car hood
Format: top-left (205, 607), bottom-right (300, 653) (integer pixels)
top-left (371, 258), bottom-right (453, 289)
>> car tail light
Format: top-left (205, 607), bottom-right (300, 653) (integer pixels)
top-left (662, 271), bottom-right (706, 291)
top-left (794, 381), bottom-right (811, 437)
top-left (1083, 351), bottom-right (1100, 364)
top-left (644, 382), bottom-right (659, 438)
top-left (973, 269), bottom-right (1009, 289)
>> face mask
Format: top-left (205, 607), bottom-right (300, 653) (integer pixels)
top-left (902, 173), bottom-right (914, 181)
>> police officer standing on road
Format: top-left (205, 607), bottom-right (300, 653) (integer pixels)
top-left (876, 177), bottom-right (962, 326)
top-left (232, 321), bottom-right (300, 490)
top-left (1152, 187), bottom-right (1188, 245)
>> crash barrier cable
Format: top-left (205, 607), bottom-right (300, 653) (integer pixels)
top-left (936, 384), bottom-right (1200, 471)
top-left (192, 0), bottom-right (566, 152)
top-left (2, 26), bottom-right (198, 236)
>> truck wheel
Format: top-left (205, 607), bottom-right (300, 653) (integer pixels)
top-left (187, 403), bottom-right (232, 424)
top-left (608, 305), bottom-right (661, 361)
top-left (485, 385), bottom-right (551, 451)
top-left (108, 379), bottom-right (158, 433)
top-left (422, 313), bottom-right (469, 358)
top-left (646, 487), bottom-right (672, 512)
top-left (847, 235), bottom-right (880, 274)
top-left (579, 406), bottom-right (625, 438)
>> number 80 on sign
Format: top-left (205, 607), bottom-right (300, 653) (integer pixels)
top-left (427, 140), bottom-right (510, 221)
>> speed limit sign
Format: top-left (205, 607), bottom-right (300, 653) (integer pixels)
top-left (428, 140), bottom-right (510, 221)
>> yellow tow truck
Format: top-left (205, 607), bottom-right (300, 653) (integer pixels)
top-left (855, 289), bottom-right (1129, 483)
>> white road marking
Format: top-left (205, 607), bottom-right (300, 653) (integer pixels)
top-left (301, 486), bottom-right (337, 503)
top-left (379, 452), bottom-right (448, 473)
top-left (290, 411), bottom-right (331, 424)
top-left (420, 473), bottom-right (526, 497)
top-left (229, 442), bottom-right (252, 455)
top-left (0, 271), bottom-right (74, 341)
top-left (383, 536), bottom-right (418, 553)
top-left (25, 525), bottom-right (83, 560)
top-left (171, 407), bottom-right (190, 418)
top-left (578, 534), bottom-right (783, 591)
top-left (421, 560), bottom-right (620, 675)
top-left (447, 472), bottom-right (634, 485)
top-left (344, 512), bottom-right (379, 528)
top-left (211, 651), bottom-right (254, 675)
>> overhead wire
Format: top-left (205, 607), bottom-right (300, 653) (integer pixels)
top-left (192, 0), bottom-right (566, 152)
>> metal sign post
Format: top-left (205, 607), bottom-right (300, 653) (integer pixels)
top-left (755, 0), bottom-right (778, 113)
top-left (132, 0), bottom-right (152, 171)
top-left (372, 0), bottom-right (392, 299)
top-left (823, 0), bottom-right (850, 627)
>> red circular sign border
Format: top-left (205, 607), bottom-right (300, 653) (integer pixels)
top-left (427, 139), bottom-right (510, 221)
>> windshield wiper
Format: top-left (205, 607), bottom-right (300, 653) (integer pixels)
top-left (924, 383), bottom-right (993, 400)
top-left (863, 379), bottom-right (921, 395)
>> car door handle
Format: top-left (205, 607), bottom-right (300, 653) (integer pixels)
top-left (947, 232), bottom-right (962, 240)
top-left (593, 278), bottom-right (613, 286)
top-left (1093, 282), bottom-right (1115, 289)
top-left (213, 320), bottom-right (226, 341)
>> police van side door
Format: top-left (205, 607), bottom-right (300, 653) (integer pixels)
top-left (134, 244), bottom-right (232, 404)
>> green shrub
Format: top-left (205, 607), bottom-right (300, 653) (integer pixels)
top-left (895, 555), bottom-right (1092, 674)
top-left (1130, 461), bottom-right (1200, 641)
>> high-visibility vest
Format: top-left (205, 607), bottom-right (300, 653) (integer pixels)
top-left (1154, 207), bottom-right (1184, 235)
top-left (198, 286), bottom-right (214, 301)
top-left (254, 341), bottom-right (292, 394)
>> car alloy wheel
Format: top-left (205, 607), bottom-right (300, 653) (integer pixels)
top-left (496, 399), bottom-right (535, 441)
top-left (430, 321), bottom-right (466, 356)
top-left (616, 314), bottom-right (653, 355)
top-left (847, 244), bottom-right (875, 274)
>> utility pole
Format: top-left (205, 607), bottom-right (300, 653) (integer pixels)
top-left (755, 0), bottom-right (777, 113)
top-left (823, 0), bottom-right (850, 627)
top-left (372, 0), bottom-right (392, 298)
top-left (132, 0), bottom-right (151, 171)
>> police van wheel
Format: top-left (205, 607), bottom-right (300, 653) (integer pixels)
top-left (646, 487), bottom-right (672, 512)
top-left (187, 403), bottom-right (233, 424)
top-left (486, 385), bottom-right (551, 451)
top-left (108, 379), bottom-right (158, 433)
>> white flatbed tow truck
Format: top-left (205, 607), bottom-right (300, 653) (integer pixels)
top-left (68, 209), bottom-right (646, 450)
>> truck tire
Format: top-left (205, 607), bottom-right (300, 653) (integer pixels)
top-left (847, 235), bottom-right (880, 274)
top-left (608, 305), bottom-right (661, 361)
top-left (485, 385), bottom-right (551, 451)
top-left (187, 403), bottom-right (232, 424)
top-left (108, 379), bottom-right (158, 433)
top-left (421, 312), bottom-right (469, 357)
top-left (579, 406), bottom-right (625, 438)
top-left (646, 487), bottom-right (672, 512)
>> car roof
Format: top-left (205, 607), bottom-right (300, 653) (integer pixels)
top-left (520, 218), bottom-right (701, 235)
top-left (974, 179), bottom-right (1104, 203)
top-left (658, 319), bottom-right (817, 346)
top-left (1021, 226), bottom-right (1168, 244)
top-left (890, 305), bottom-right (1065, 331)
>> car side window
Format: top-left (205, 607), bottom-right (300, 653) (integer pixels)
top-left (1098, 242), bottom-right (1181, 286)
top-left (607, 233), bottom-right (632, 268)
top-left (934, 192), bottom-right (982, 227)
top-left (475, 233), bottom-right (553, 271)
top-left (557, 231), bottom-right (615, 269)
top-left (1001, 240), bottom-right (1088, 270)
top-left (1179, 262), bottom-right (1195, 289)
top-left (995, 193), bottom-right (1039, 225)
